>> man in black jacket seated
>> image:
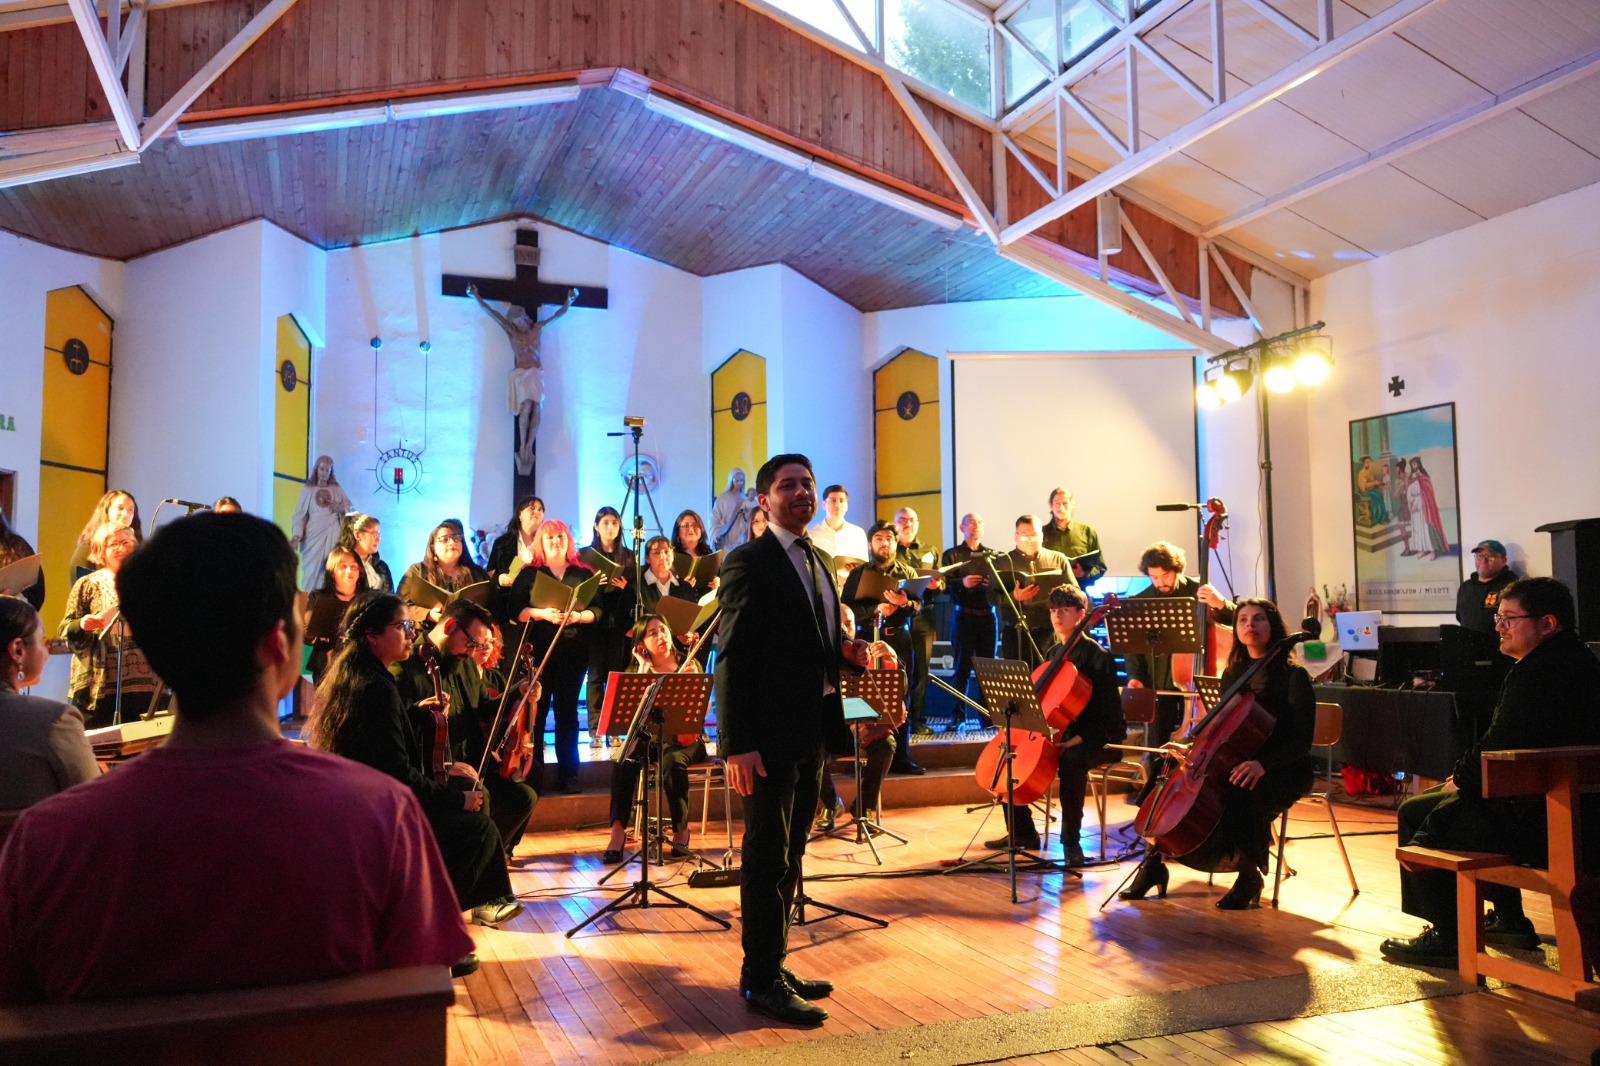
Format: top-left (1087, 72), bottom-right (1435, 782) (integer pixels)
top-left (986, 585), bottom-right (1124, 863)
top-left (718, 454), bottom-right (873, 1027)
top-left (1382, 577), bottom-right (1600, 965)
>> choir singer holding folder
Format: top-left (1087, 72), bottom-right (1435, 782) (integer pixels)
top-left (717, 454), bottom-right (873, 1027)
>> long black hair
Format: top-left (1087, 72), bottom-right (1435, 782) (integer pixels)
top-left (307, 592), bottom-right (403, 753)
top-left (1225, 597), bottom-right (1291, 674)
top-left (590, 506), bottom-right (624, 556)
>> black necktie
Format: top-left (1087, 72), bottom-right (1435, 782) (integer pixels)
top-left (796, 536), bottom-right (832, 649)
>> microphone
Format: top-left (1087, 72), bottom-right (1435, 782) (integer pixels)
top-left (162, 498), bottom-right (210, 511)
top-left (1155, 502), bottom-right (1202, 512)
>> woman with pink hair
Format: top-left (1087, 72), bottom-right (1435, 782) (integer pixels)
top-left (511, 520), bottom-right (598, 793)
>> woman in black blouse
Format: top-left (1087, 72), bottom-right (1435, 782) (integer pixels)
top-left (510, 520), bottom-right (598, 794)
top-left (1120, 597), bottom-right (1315, 909)
top-left (585, 507), bottom-right (636, 752)
top-left (302, 546), bottom-right (368, 686)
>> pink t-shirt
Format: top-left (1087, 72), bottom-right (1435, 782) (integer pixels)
top-left (0, 739), bottom-right (474, 1002)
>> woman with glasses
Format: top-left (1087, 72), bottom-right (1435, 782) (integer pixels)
top-left (401, 521), bottom-right (490, 627)
top-left (340, 513), bottom-right (394, 594)
top-left (510, 520), bottom-right (598, 794)
top-left (307, 592), bottom-right (522, 930)
top-left (671, 510), bottom-right (720, 595)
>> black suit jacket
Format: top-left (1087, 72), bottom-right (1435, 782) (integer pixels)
top-left (715, 529), bottom-right (853, 762)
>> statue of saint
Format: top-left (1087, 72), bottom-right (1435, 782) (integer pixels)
top-left (469, 284), bottom-right (578, 476)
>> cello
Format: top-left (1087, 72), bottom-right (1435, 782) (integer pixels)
top-left (1172, 499), bottom-right (1233, 690)
top-left (1133, 632), bottom-right (1307, 863)
top-left (1031, 595), bottom-right (1118, 731)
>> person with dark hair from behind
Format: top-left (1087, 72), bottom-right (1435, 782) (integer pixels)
top-left (0, 514), bottom-right (473, 1002)
top-left (0, 512), bottom-right (45, 611)
top-left (1381, 577), bottom-right (1600, 967)
top-left (0, 594), bottom-right (99, 808)
top-left (719, 453), bottom-right (873, 1026)
top-left (309, 591), bottom-right (524, 938)
top-left (986, 584), bottom-right (1123, 864)
top-left (394, 597), bottom-right (537, 862)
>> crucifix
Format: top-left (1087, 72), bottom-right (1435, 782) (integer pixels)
top-left (444, 228), bottom-right (610, 495)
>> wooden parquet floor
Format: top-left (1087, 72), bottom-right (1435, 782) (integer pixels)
top-left (449, 797), bottom-right (1599, 1065)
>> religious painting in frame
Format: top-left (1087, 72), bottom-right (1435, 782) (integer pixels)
top-left (1349, 402), bottom-right (1461, 612)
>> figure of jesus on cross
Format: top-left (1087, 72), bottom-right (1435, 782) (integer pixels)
top-left (469, 283), bottom-right (578, 476)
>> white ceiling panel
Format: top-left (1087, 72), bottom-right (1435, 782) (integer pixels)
top-left (1125, 150), bottom-right (1263, 224)
top-left (1390, 108), bottom-right (1600, 218)
top-left (1180, 98), bottom-right (1365, 195)
top-left (1280, 35), bottom-right (1493, 151)
top-left (1289, 165), bottom-right (1484, 253)
top-left (1395, 0), bottom-right (1600, 96)
top-left (1520, 73), bottom-right (1600, 158)
top-left (1225, 209), bottom-right (1376, 277)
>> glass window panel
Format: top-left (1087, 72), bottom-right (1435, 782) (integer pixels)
top-left (885, 0), bottom-right (994, 113)
top-left (1061, 0), bottom-right (1118, 65)
top-left (1004, 0), bottom-right (1057, 70)
top-left (1004, 34), bottom-right (1050, 109)
top-left (766, 0), bottom-right (874, 52)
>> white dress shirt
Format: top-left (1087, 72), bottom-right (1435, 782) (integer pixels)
top-left (770, 523), bottom-right (838, 649)
top-left (806, 518), bottom-right (869, 563)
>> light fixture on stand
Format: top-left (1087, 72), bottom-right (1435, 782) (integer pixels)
top-left (1195, 322), bottom-right (1332, 601)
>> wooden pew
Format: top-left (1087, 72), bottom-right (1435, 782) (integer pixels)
top-left (1397, 744), bottom-right (1600, 1001)
top-left (0, 965), bottom-right (454, 1066)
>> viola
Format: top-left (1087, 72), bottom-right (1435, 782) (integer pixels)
top-left (477, 591), bottom-right (576, 784)
top-left (1134, 633), bottom-right (1307, 863)
top-left (1030, 596), bottom-right (1117, 731)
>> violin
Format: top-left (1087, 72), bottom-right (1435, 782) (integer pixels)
top-left (417, 642), bottom-right (451, 785)
top-left (855, 615), bottom-right (906, 746)
top-left (477, 591), bottom-right (576, 784)
top-left (1134, 632), bottom-right (1307, 864)
top-left (1031, 595), bottom-right (1118, 731)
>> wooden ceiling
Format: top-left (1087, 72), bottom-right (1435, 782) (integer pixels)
top-left (0, 0), bottom-right (1249, 316)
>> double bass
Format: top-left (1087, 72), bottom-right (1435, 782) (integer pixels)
top-left (1133, 632), bottom-right (1307, 864)
top-left (973, 598), bottom-right (1117, 805)
top-left (1172, 499), bottom-right (1232, 689)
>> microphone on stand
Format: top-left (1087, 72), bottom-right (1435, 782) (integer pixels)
top-left (1155, 502), bottom-right (1202, 512)
top-left (162, 499), bottom-right (210, 512)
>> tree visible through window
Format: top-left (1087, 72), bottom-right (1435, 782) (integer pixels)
top-left (886, 0), bottom-right (993, 112)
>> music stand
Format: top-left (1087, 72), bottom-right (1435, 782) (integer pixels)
top-left (820, 672), bottom-right (910, 861)
top-left (946, 657), bottom-right (1078, 902)
top-left (1193, 675), bottom-right (1223, 715)
top-left (567, 673), bottom-right (730, 937)
top-left (1103, 597), bottom-right (1203, 659)
top-left (790, 851), bottom-right (889, 931)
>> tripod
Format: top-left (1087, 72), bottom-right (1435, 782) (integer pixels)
top-left (567, 674), bottom-right (730, 937)
top-left (789, 854), bottom-right (887, 930)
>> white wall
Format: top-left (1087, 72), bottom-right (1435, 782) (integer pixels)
top-left (0, 232), bottom-right (123, 544)
top-left (1303, 180), bottom-right (1600, 620)
top-left (111, 223), bottom-right (269, 517)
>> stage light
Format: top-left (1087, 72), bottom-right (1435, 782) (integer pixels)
top-left (1216, 367), bottom-right (1251, 404)
top-left (1263, 362), bottom-right (1297, 393)
top-left (1294, 351), bottom-right (1331, 387)
top-left (1196, 380), bottom-right (1222, 410)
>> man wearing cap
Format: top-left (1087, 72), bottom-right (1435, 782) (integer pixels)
top-left (1457, 540), bottom-right (1518, 635)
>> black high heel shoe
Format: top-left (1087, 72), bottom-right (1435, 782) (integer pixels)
top-left (1216, 865), bottom-right (1263, 910)
top-left (1119, 854), bottom-right (1169, 901)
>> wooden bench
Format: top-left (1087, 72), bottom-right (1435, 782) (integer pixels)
top-left (0, 965), bottom-right (454, 1065)
top-left (1396, 744), bottom-right (1600, 1001)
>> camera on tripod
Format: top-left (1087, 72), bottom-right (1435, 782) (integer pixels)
top-left (622, 415), bottom-right (645, 429)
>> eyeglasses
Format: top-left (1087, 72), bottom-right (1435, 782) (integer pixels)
top-left (388, 619), bottom-right (416, 635)
top-left (1493, 613), bottom-right (1535, 628)
top-left (434, 534), bottom-right (463, 544)
top-left (463, 637), bottom-right (491, 652)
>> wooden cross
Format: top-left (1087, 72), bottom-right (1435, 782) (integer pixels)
top-left (443, 228), bottom-right (609, 505)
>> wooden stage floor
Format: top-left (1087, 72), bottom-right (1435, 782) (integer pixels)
top-left (451, 796), bottom-right (1599, 1065)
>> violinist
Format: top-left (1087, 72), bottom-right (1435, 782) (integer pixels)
top-left (395, 598), bottom-right (538, 859)
top-left (986, 585), bottom-right (1123, 864)
top-left (600, 616), bottom-right (706, 863)
top-left (307, 592), bottom-right (522, 929)
top-left (1120, 597), bottom-right (1314, 909)
top-left (843, 521), bottom-right (924, 776)
top-left (815, 604), bottom-right (900, 833)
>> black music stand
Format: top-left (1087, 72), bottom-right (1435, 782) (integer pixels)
top-left (1103, 597), bottom-right (1203, 660)
top-left (566, 673), bottom-right (730, 937)
top-left (815, 682), bottom-right (908, 863)
top-left (947, 657), bottom-right (1078, 902)
top-left (790, 851), bottom-right (889, 931)
top-left (1193, 674), bottom-right (1223, 715)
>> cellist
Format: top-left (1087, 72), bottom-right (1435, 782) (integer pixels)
top-left (986, 584), bottom-right (1123, 865)
top-left (1120, 598), bottom-right (1316, 908)
top-left (394, 598), bottom-right (537, 862)
top-left (600, 615), bottom-right (707, 864)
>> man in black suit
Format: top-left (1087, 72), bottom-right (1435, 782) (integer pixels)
top-left (1382, 577), bottom-right (1600, 966)
top-left (717, 454), bottom-right (872, 1027)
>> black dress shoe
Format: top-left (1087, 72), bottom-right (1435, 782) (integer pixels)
top-left (471, 897), bottom-right (525, 928)
top-left (1380, 927), bottom-right (1458, 967)
top-left (601, 848), bottom-right (625, 865)
top-left (1063, 843), bottom-right (1086, 866)
top-left (1482, 910), bottom-right (1541, 950)
top-left (744, 977), bottom-right (828, 1026)
top-left (450, 953), bottom-right (479, 978)
top-left (984, 833), bottom-right (1041, 851)
top-left (780, 966), bottom-right (833, 1000)
top-left (890, 760), bottom-right (926, 776)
